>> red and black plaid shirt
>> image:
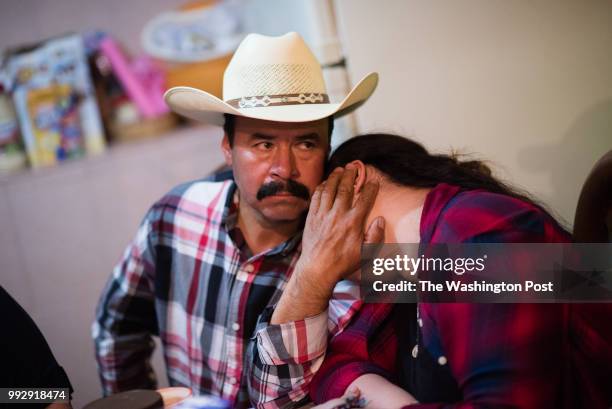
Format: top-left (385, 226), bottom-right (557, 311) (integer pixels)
top-left (311, 184), bottom-right (612, 408)
top-left (93, 180), bottom-right (303, 406)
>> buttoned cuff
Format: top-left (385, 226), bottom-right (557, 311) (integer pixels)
top-left (255, 307), bottom-right (329, 366)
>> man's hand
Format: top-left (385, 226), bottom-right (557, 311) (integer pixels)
top-left (298, 165), bottom-right (383, 291)
top-left (271, 165), bottom-right (384, 324)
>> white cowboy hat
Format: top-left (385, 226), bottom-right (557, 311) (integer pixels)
top-left (164, 32), bottom-right (378, 124)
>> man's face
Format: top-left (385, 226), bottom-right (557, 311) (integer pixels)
top-left (222, 116), bottom-right (329, 224)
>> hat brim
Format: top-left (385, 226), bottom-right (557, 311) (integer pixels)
top-left (164, 72), bottom-right (378, 125)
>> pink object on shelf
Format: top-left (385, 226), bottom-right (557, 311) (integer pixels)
top-left (132, 55), bottom-right (169, 116)
top-left (99, 37), bottom-right (167, 118)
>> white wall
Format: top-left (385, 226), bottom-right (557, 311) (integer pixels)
top-left (335, 0), bottom-right (612, 225)
top-left (1, 127), bottom-right (225, 408)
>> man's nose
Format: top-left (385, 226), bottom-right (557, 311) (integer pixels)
top-left (270, 145), bottom-right (298, 179)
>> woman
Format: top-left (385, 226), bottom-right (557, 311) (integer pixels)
top-left (298, 133), bottom-right (589, 408)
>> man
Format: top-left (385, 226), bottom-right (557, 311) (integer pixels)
top-left (92, 32), bottom-right (378, 408)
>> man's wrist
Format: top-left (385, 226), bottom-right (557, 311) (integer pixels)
top-left (292, 264), bottom-right (335, 302)
top-left (270, 266), bottom-right (334, 324)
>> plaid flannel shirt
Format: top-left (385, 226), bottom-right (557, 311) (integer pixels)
top-left (93, 178), bottom-right (360, 408)
top-left (310, 183), bottom-right (581, 408)
top-left (249, 281), bottom-right (361, 408)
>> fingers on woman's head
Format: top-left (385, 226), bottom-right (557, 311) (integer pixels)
top-left (353, 180), bottom-right (380, 217)
top-left (309, 183), bottom-right (324, 214)
top-left (334, 165), bottom-right (358, 209)
top-left (364, 216), bottom-right (385, 244)
top-left (320, 167), bottom-right (343, 210)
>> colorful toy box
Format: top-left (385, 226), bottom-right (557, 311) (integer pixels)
top-left (5, 34), bottom-right (106, 167)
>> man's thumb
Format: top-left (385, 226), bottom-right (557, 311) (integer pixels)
top-left (364, 216), bottom-right (385, 244)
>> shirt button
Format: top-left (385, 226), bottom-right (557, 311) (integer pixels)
top-left (229, 376), bottom-right (237, 385)
top-left (244, 264), bottom-right (254, 273)
top-left (438, 355), bottom-right (448, 365)
top-left (231, 322), bottom-right (240, 331)
top-left (411, 344), bottom-right (419, 358)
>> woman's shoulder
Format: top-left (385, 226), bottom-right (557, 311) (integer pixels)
top-left (424, 184), bottom-right (570, 243)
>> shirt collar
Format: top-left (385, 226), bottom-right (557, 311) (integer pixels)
top-left (420, 183), bottom-right (463, 243)
top-left (222, 181), bottom-right (303, 258)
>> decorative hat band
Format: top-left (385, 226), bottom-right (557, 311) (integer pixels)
top-left (226, 93), bottom-right (330, 109)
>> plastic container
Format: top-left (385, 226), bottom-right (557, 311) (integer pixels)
top-left (156, 387), bottom-right (192, 407)
top-left (171, 395), bottom-right (231, 409)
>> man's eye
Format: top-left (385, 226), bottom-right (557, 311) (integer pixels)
top-left (256, 142), bottom-right (274, 150)
top-left (298, 141), bottom-right (316, 150)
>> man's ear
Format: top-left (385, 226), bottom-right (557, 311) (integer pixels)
top-left (350, 160), bottom-right (367, 193)
top-left (221, 135), bottom-right (233, 166)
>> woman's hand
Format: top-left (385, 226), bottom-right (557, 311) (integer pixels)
top-left (312, 375), bottom-right (419, 409)
top-left (310, 387), bottom-right (364, 409)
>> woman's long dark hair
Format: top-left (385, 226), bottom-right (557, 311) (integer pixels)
top-left (328, 133), bottom-right (542, 209)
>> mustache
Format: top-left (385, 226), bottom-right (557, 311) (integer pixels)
top-left (256, 180), bottom-right (310, 201)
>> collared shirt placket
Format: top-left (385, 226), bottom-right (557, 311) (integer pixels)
top-left (222, 259), bottom-right (256, 400)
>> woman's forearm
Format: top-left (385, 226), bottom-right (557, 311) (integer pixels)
top-left (349, 374), bottom-right (418, 408)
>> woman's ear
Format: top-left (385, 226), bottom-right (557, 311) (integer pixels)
top-left (221, 135), bottom-right (233, 166)
top-left (350, 160), bottom-right (367, 193)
